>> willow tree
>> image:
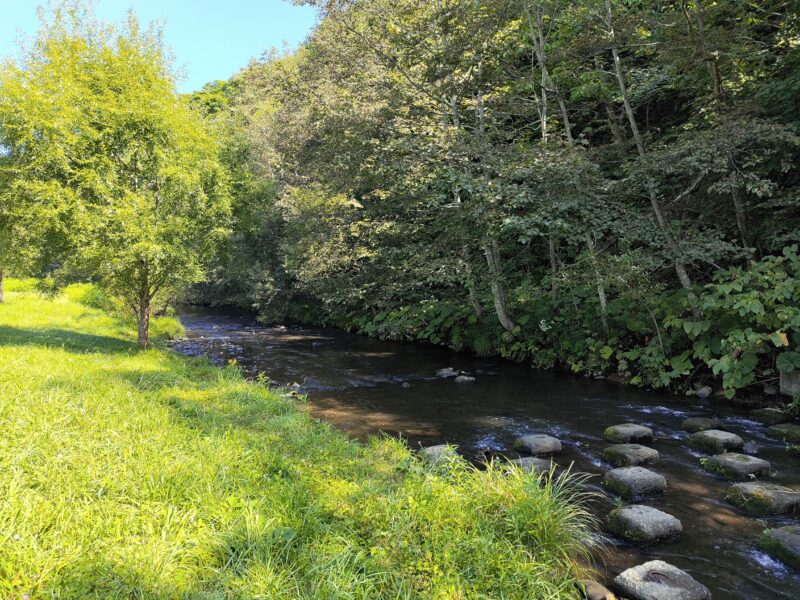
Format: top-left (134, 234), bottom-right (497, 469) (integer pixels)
top-left (0, 3), bottom-right (230, 346)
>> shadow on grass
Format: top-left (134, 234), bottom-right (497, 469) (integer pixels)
top-left (0, 325), bottom-right (136, 354)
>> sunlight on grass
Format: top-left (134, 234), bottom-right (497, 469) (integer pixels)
top-left (0, 283), bottom-right (598, 598)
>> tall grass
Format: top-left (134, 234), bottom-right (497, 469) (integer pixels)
top-left (0, 282), bottom-right (598, 598)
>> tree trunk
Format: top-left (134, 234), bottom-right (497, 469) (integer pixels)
top-left (729, 159), bottom-right (750, 251)
top-left (484, 239), bottom-right (515, 333)
top-left (604, 103), bottom-right (625, 147)
top-left (692, 0), bottom-right (723, 102)
top-left (585, 232), bottom-right (609, 332)
top-left (137, 296), bottom-right (151, 348)
top-left (0, 268), bottom-right (4, 304)
top-left (461, 246), bottom-right (483, 319)
top-left (548, 234), bottom-right (559, 301)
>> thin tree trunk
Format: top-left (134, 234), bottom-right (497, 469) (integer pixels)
top-left (585, 232), bottom-right (609, 332)
top-left (0, 268), bottom-right (4, 304)
top-left (692, 0), bottom-right (723, 102)
top-left (484, 239), bottom-right (515, 333)
top-left (604, 103), bottom-right (625, 147)
top-left (462, 246), bottom-right (483, 319)
top-left (137, 296), bottom-right (151, 348)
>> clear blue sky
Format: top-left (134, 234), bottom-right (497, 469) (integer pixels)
top-left (0, 1), bottom-right (318, 93)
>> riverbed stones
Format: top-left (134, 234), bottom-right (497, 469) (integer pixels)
top-left (688, 430), bottom-right (743, 454)
top-left (726, 482), bottom-right (800, 515)
top-left (513, 434), bottom-right (561, 455)
top-left (510, 456), bottom-right (554, 475)
top-left (749, 407), bottom-right (790, 425)
top-left (454, 375), bottom-right (476, 384)
top-left (577, 579), bottom-right (617, 600)
top-left (603, 466), bottom-right (667, 499)
top-left (604, 423), bottom-right (653, 444)
top-left (613, 560), bottom-right (711, 600)
top-left (435, 367), bottom-right (459, 378)
top-left (681, 417), bottom-right (724, 434)
top-left (419, 444), bottom-right (457, 464)
top-left (607, 505), bottom-right (682, 545)
top-left (759, 525), bottom-right (800, 568)
top-left (703, 452), bottom-right (770, 480)
top-left (767, 422), bottom-right (800, 443)
top-left (603, 444), bottom-right (659, 467)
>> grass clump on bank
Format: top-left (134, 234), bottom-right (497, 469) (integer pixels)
top-left (0, 283), bottom-right (598, 598)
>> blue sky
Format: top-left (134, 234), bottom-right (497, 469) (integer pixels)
top-left (0, 1), bottom-right (318, 93)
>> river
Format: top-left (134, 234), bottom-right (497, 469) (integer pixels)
top-left (174, 306), bottom-right (800, 599)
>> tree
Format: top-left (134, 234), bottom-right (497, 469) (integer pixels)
top-left (0, 2), bottom-right (230, 346)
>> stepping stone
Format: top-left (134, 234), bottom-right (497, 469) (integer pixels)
top-left (603, 444), bottom-right (659, 467)
top-left (607, 505), bottom-right (682, 545)
top-left (603, 466), bottom-right (667, 499)
top-left (726, 482), bottom-right (800, 515)
top-left (613, 560), bottom-right (711, 600)
top-left (419, 445), bottom-right (457, 464)
top-left (454, 375), bottom-right (475, 383)
top-left (509, 456), bottom-right (554, 474)
top-left (577, 579), bottom-right (616, 600)
top-left (688, 429), bottom-right (743, 454)
top-left (767, 423), bottom-right (800, 443)
top-left (604, 423), bottom-right (653, 444)
top-left (759, 525), bottom-right (800, 569)
top-left (681, 416), bottom-right (724, 433)
top-left (435, 367), bottom-right (458, 378)
top-left (513, 434), bottom-right (561, 455)
top-left (750, 407), bottom-right (790, 425)
top-left (702, 452), bottom-right (770, 480)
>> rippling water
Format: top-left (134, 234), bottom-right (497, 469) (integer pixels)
top-left (174, 306), bottom-right (800, 599)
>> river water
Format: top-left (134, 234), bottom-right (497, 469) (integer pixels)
top-left (174, 307), bottom-right (800, 599)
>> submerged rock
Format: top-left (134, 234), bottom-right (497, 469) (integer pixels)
top-left (509, 456), bottom-right (554, 475)
top-left (726, 482), bottom-right (800, 515)
top-left (435, 367), bottom-right (459, 378)
top-left (759, 525), bottom-right (800, 568)
top-left (749, 407), bottom-right (790, 425)
top-left (613, 560), bottom-right (711, 600)
top-left (607, 505), bottom-right (682, 545)
top-left (513, 434), bottom-right (561, 455)
top-left (703, 453), bottom-right (771, 480)
top-left (681, 417), bottom-right (724, 434)
top-left (688, 430), bottom-right (744, 454)
top-left (767, 422), bottom-right (800, 443)
top-left (454, 375), bottom-right (476, 384)
top-left (604, 423), bottom-right (653, 444)
top-left (603, 444), bottom-right (659, 467)
top-left (603, 466), bottom-right (667, 499)
top-left (419, 444), bottom-right (457, 465)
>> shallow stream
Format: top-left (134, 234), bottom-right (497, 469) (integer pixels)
top-left (174, 306), bottom-right (800, 599)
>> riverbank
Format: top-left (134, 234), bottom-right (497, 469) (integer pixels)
top-left (0, 281), bottom-right (597, 598)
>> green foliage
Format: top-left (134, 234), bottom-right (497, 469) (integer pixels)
top-left (0, 284), bottom-right (598, 598)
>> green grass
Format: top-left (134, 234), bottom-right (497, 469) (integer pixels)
top-left (0, 283), bottom-right (598, 598)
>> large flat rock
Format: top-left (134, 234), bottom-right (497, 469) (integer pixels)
top-left (509, 456), bottom-right (554, 475)
top-left (726, 482), bottom-right (800, 515)
top-left (681, 417), bottom-right (724, 433)
top-left (759, 525), bottom-right (800, 569)
top-left (604, 423), bottom-right (653, 444)
top-left (703, 452), bottom-right (770, 480)
top-left (613, 560), bottom-right (710, 600)
top-left (767, 423), bottom-right (800, 443)
top-left (513, 434), bottom-right (561, 455)
top-left (607, 505), bottom-right (682, 545)
top-left (749, 407), bottom-right (790, 425)
top-left (419, 445), bottom-right (457, 465)
top-left (603, 466), bottom-right (667, 499)
top-left (688, 429), bottom-right (743, 454)
top-left (603, 444), bottom-right (659, 467)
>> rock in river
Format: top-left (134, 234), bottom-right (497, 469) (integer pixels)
top-left (509, 456), bottom-right (554, 475)
top-left (749, 407), bottom-right (790, 425)
top-left (613, 560), bottom-right (711, 600)
top-left (513, 434), bottom-right (561, 455)
top-left (603, 466), bottom-right (667, 499)
top-left (767, 422), bottom-right (800, 443)
top-left (702, 453), bottom-right (770, 480)
top-left (603, 444), bottom-right (659, 467)
top-left (435, 367), bottom-right (459, 378)
top-left (607, 505), bottom-right (682, 545)
top-left (419, 444), bottom-right (457, 465)
top-left (681, 417), bottom-right (723, 434)
top-left (759, 525), bottom-right (800, 569)
top-left (604, 423), bottom-right (653, 444)
top-left (688, 430), bottom-right (744, 454)
top-left (726, 482), bottom-right (800, 515)
top-left (577, 579), bottom-right (617, 600)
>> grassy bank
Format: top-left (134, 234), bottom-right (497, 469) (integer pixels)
top-left (0, 282), bottom-right (596, 599)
